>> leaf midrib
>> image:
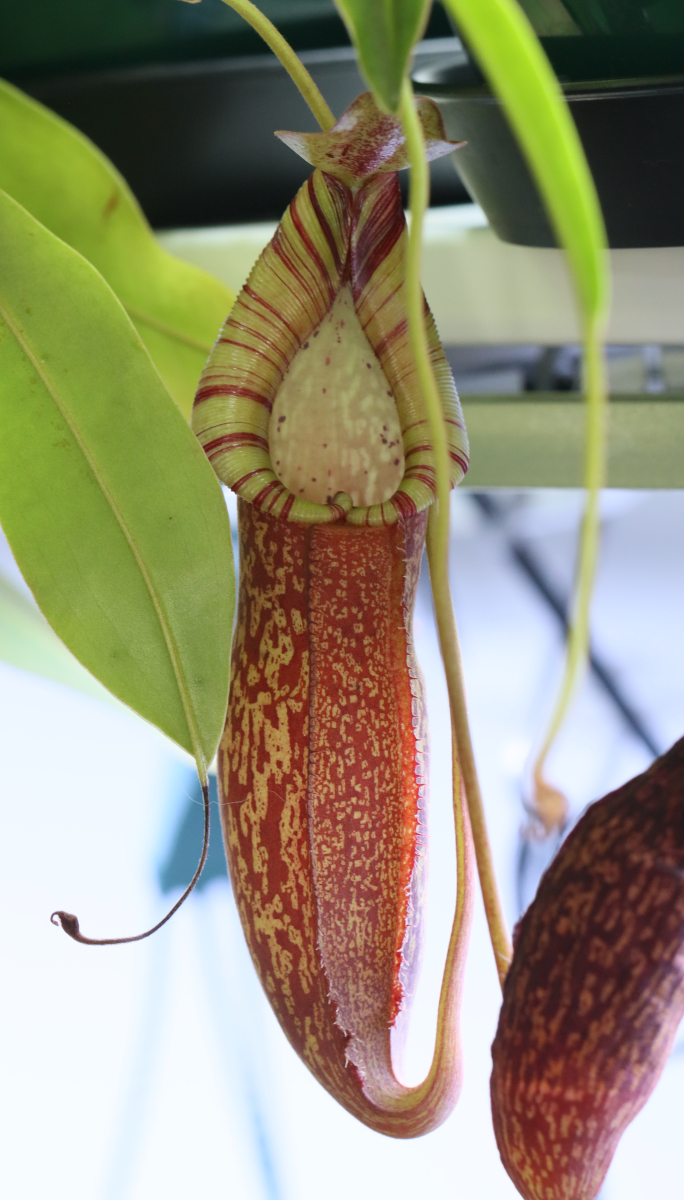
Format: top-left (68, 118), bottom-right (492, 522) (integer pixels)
top-left (0, 293), bottom-right (203, 763)
top-left (126, 303), bottom-right (214, 354)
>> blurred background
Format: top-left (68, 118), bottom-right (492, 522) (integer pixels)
top-left (2, 1), bottom-right (684, 1197)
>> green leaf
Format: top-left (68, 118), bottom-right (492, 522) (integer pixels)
top-left (333, 0), bottom-right (432, 112)
top-left (0, 572), bottom-right (129, 711)
top-left (0, 77), bottom-right (235, 421)
top-left (515, 0), bottom-right (580, 36)
top-left (441, 0), bottom-right (609, 784)
top-left (441, 0), bottom-right (608, 328)
top-left (0, 188), bottom-right (234, 765)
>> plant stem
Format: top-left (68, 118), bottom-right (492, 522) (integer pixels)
top-left (440, 0), bottom-right (610, 819)
top-left (52, 766), bottom-right (210, 945)
top-left (398, 80), bottom-right (450, 559)
top-left (426, 511), bottom-right (513, 988)
top-left (400, 79), bottom-right (512, 988)
top-left (532, 319), bottom-right (607, 789)
top-left (218, 0), bottom-right (335, 130)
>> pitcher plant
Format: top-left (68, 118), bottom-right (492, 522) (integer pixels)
top-left (3, 1), bottom-right (682, 1198)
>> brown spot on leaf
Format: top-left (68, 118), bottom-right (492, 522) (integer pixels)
top-left (103, 191), bottom-right (120, 219)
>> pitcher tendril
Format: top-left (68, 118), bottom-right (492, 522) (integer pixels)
top-left (441, 0), bottom-right (610, 837)
top-left (212, 0), bottom-right (335, 131)
top-left (531, 321), bottom-right (608, 824)
top-left (52, 778), bottom-right (210, 945)
top-left (400, 78), bottom-right (512, 987)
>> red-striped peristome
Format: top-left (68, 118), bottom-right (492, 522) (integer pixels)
top-left (192, 93), bottom-right (468, 528)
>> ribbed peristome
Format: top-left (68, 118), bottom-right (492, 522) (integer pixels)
top-left (192, 168), bottom-right (468, 526)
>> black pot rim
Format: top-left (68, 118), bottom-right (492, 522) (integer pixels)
top-left (413, 67), bottom-right (684, 103)
top-left (413, 60), bottom-right (684, 249)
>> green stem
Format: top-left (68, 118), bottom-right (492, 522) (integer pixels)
top-left (426, 514), bottom-right (512, 988)
top-left (217, 0), bottom-right (335, 130)
top-left (400, 79), bottom-right (512, 988)
top-left (440, 0), bottom-right (610, 817)
top-left (398, 80), bottom-right (450, 560)
top-left (533, 318), bottom-right (607, 789)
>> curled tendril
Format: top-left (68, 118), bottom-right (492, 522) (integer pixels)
top-left (51, 779), bottom-right (210, 945)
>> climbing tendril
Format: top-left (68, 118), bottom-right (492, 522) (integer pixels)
top-left (51, 778), bottom-right (210, 945)
top-left (400, 78), bottom-right (512, 988)
top-left (216, 0), bottom-right (335, 131)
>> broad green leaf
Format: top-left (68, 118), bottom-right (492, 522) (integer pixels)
top-left (0, 571), bottom-right (130, 711)
top-left (441, 0), bottom-right (608, 327)
top-left (333, 0), bottom-right (432, 112)
top-left (0, 78), bottom-right (235, 420)
top-left (0, 188), bottom-right (234, 765)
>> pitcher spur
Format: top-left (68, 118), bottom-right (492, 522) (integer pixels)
top-left (192, 92), bottom-right (474, 1136)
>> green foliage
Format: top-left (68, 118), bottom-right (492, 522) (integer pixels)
top-left (0, 572), bottom-right (126, 709)
top-left (515, 0), bottom-right (580, 34)
top-left (333, 0), bottom-right (608, 333)
top-left (0, 78), bottom-right (234, 420)
top-left (440, 0), bottom-right (608, 797)
top-left (333, 0), bottom-right (432, 112)
top-left (441, 0), bottom-right (608, 328)
top-left (0, 188), bottom-right (234, 764)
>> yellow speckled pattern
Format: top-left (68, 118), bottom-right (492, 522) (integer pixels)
top-left (220, 499), bottom-right (462, 1135)
top-left (491, 736), bottom-right (684, 1199)
top-left (307, 508), bottom-right (427, 1081)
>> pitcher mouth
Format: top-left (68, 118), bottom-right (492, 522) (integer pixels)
top-left (268, 283), bottom-right (406, 511)
top-left (192, 168), bottom-right (468, 527)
